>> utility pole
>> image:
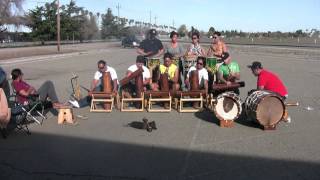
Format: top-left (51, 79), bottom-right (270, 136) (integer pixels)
top-left (116, 3), bottom-right (121, 24)
top-left (154, 16), bottom-right (157, 25)
top-left (149, 11), bottom-right (151, 27)
top-left (57, 0), bottom-right (60, 52)
top-left (172, 19), bottom-right (175, 28)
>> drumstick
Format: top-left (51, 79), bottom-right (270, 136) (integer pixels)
top-left (80, 85), bottom-right (90, 92)
top-left (285, 101), bottom-right (299, 106)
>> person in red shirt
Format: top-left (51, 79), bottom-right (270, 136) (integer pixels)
top-left (248, 61), bottom-right (290, 122)
top-left (248, 61), bottom-right (288, 98)
top-left (11, 68), bottom-right (65, 108)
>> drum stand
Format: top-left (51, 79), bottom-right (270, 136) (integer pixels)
top-left (147, 92), bottom-right (172, 112)
top-left (121, 93), bottom-right (144, 112)
top-left (90, 93), bottom-right (115, 112)
top-left (178, 92), bottom-right (203, 113)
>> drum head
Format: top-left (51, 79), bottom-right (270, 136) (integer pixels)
top-left (256, 96), bottom-right (284, 126)
top-left (214, 96), bottom-right (240, 120)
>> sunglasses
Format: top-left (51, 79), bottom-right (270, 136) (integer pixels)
top-left (192, 37), bottom-right (198, 40)
top-left (197, 62), bottom-right (203, 65)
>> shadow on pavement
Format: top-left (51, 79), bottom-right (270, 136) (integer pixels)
top-left (1, 132), bottom-right (319, 180)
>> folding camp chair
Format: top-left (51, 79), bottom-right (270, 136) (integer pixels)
top-left (10, 84), bottom-right (47, 125)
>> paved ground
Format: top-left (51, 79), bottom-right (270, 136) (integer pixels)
top-left (1, 42), bottom-right (320, 180)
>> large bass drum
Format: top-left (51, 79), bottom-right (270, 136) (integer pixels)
top-left (213, 92), bottom-right (242, 121)
top-left (245, 90), bottom-right (285, 127)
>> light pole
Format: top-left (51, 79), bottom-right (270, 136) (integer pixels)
top-left (57, 0), bottom-right (61, 52)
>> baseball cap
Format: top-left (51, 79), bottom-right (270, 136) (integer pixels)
top-left (247, 61), bottom-right (262, 69)
top-left (149, 29), bottom-right (157, 36)
top-left (221, 52), bottom-right (230, 61)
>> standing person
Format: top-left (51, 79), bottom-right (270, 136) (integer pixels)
top-left (164, 31), bottom-right (185, 89)
top-left (248, 61), bottom-right (288, 98)
top-left (207, 31), bottom-right (228, 58)
top-left (164, 31), bottom-right (185, 58)
top-left (89, 60), bottom-right (119, 95)
top-left (137, 29), bottom-right (164, 60)
top-left (185, 32), bottom-right (206, 57)
top-left (11, 68), bottom-right (65, 108)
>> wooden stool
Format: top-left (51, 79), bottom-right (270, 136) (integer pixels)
top-left (219, 120), bottom-right (234, 128)
top-left (58, 107), bottom-right (75, 124)
top-left (90, 93), bottom-right (114, 112)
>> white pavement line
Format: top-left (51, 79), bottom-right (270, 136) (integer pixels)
top-left (179, 118), bottom-right (202, 176)
top-left (0, 49), bottom-right (113, 66)
top-left (0, 53), bottom-right (80, 66)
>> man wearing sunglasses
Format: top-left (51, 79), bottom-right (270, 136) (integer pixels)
top-left (207, 31), bottom-right (228, 58)
top-left (185, 56), bottom-right (209, 94)
top-left (89, 60), bottom-right (119, 96)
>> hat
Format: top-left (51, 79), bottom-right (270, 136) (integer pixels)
top-left (149, 29), bottom-right (157, 36)
top-left (221, 52), bottom-right (230, 61)
top-left (247, 61), bottom-right (262, 69)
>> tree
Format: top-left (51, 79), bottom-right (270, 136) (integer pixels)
top-left (0, 0), bottom-right (24, 33)
top-left (26, 2), bottom-right (58, 42)
top-left (207, 26), bottom-right (215, 37)
top-left (177, 24), bottom-right (187, 37)
top-left (101, 8), bottom-right (120, 38)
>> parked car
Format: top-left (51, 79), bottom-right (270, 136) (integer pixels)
top-left (121, 36), bottom-right (140, 48)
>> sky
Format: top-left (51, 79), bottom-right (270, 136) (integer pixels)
top-left (23, 0), bottom-right (320, 32)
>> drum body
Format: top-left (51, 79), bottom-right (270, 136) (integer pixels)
top-left (147, 58), bottom-right (160, 69)
top-left (172, 57), bottom-right (180, 66)
top-left (245, 90), bottom-right (285, 127)
top-left (206, 57), bottom-right (217, 73)
top-left (184, 56), bottom-right (197, 74)
top-left (147, 58), bottom-right (160, 83)
top-left (213, 92), bottom-right (242, 121)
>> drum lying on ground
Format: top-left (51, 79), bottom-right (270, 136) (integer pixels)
top-left (245, 90), bottom-right (285, 127)
top-left (213, 92), bottom-right (242, 121)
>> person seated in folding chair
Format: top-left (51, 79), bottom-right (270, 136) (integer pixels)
top-left (11, 68), bottom-right (65, 109)
top-left (153, 52), bottom-right (180, 91)
top-left (88, 60), bottom-right (119, 95)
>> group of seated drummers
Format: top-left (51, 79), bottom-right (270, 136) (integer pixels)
top-left (0, 29), bottom-right (291, 132)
